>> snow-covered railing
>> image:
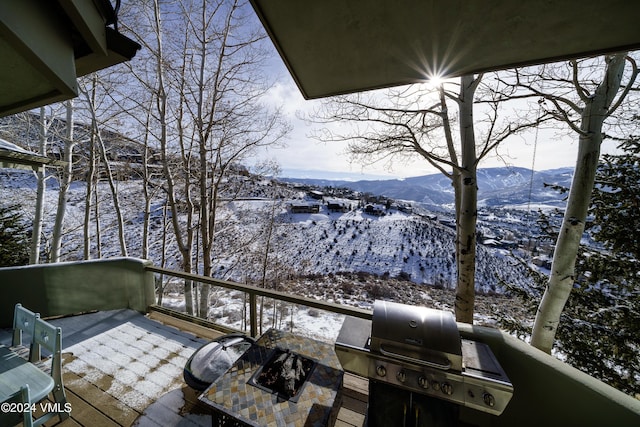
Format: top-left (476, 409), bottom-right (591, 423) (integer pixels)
top-left (145, 265), bottom-right (372, 338)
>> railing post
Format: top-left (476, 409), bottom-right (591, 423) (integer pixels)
top-left (249, 292), bottom-right (258, 338)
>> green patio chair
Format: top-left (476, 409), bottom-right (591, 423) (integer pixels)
top-left (7, 304), bottom-right (69, 425)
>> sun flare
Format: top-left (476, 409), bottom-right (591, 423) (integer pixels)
top-left (426, 73), bottom-right (444, 88)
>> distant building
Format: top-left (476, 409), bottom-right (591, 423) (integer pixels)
top-left (289, 202), bottom-right (321, 214)
top-left (308, 190), bottom-right (324, 200)
top-left (532, 256), bottom-right (552, 269)
top-left (327, 199), bottom-right (349, 212)
top-left (439, 219), bottom-right (456, 229)
top-left (364, 204), bottom-right (385, 216)
top-left (396, 203), bottom-right (413, 214)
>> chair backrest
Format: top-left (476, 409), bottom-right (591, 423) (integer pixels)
top-left (33, 317), bottom-right (62, 360)
top-left (12, 303), bottom-right (41, 362)
top-left (33, 317), bottom-right (63, 388)
top-left (9, 305), bottom-right (68, 424)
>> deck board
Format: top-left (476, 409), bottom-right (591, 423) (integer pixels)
top-left (335, 407), bottom-right (366, 427)
top-left (62, 369), bottom-right (140, 426)
top-left (336, 373), bottom-right (368, 427)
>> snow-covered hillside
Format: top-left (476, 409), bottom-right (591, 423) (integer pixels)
top-left (1, 169), bottom-right (532, 296)
top-left (228, 205), bottom-right (530, 294)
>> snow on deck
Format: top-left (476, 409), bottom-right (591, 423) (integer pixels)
top-left (1, 309), bottom-right (210, 426)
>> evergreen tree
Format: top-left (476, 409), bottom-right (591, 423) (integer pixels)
top-left (501, 136), bottom-right (640, 396)
top-left (0, 203), bottom-right (30, 267)
top-left (590, 137), bottom-right (640, 258)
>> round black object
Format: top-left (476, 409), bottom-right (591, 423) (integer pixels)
top-left (183, 333), bottom-right (255, 390)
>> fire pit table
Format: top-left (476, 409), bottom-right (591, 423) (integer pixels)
top-left (199, 329), bottom-right (344, 427)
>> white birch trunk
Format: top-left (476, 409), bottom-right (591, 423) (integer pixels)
top-left (50, 101), bottom-right (75, 263)
top-left (30, 107), bottom-right (47, 264)
top-left (141, 100), bottom-right (153, 260)
top-left (454, 75), bottom-right (480, 324)
top-left (81, 90), bottom-right (128, 257)
top-left (93, 181), bottom-right (102, 258)
top-left (531, 54), bottom-right (627, 353)
top-left (83, 77), bottom-right (98, 260)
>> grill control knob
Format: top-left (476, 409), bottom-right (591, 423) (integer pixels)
top-left (396, 370), bottom-right (406, 383)
top-left (376, 365), bottom-right (387, 377)
top-left (441, 382), bottom-right (453, 396)
top-left (483, 393), bottom-right (496, 407)
top-left (418, 376), bottom-right (429, 389)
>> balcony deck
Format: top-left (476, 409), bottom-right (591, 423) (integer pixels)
top-left (1, 259), bottom-right (639, 427)
top-left (0, 309), bottom-right (367, 427)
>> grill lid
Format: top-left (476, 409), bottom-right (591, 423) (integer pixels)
top-left (370, 301), bottom-right (462, 371)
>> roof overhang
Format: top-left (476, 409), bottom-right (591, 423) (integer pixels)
top-left (0, 0), bottom-right (140, 117)
top-left (250, 0), bottom-right (640, 99)
top-left (0, 138), bottom-right (66, 171)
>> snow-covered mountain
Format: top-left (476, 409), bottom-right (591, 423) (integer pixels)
top-left (282, 166), bottom-right (574, 211)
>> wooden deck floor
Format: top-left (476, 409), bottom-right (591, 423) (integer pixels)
top-left (8, 310), bottom-right (367, 427)
top-left (335, 374), bottom-right (368, 427)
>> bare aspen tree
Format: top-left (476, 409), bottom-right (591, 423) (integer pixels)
top-left (160, 2), bottom-right (197, 314)
top-left (256, 164), bottom-right (285, 334)
top-left (140, 95), bottom-right (156, 260)
top-left (117, 0), bottom-right (289, 317)
top-left (93, 177), bottom-right (102, 259)
top-left (169, 0), bottom-right (288, 317)
top-left (503, 54), bottom-right (639, 353)
top-left (116, 0), bottom-right (197, 313)
top-left (50, 100), bottom-right (76, 262)
top-left (30, 107), bottom-right (49, 264)
top-left (83, 76), bottom-right (98, 260)
top-left (79, 82), bottom-right (129, 257)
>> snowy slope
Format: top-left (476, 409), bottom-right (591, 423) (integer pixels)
top-left (1, 169), bottom-right (539, 339)
top-left (0, 170), bottom-right (531, 296)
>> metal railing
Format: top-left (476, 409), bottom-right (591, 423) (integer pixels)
top-left (145, 265), bottom-right (372, 337)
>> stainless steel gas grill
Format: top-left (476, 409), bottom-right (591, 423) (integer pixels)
top-left (335, 301), bottom-right (513, 426)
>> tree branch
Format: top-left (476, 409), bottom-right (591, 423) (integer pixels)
top-left (607, 55), bottom-right (639, 116)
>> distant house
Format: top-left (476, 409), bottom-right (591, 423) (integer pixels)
top-left (364, 204), bottom-right (385, 216)
top-left (532, 256), bottom-right (552, 269)
top-left (498, 240), bottom-right (519, 250)
top-left (289, 202), bottom-right (321, 214)
top-left (327, 199), bottom-right (349, 212)
top-left (481, 238), bottom-right (501, 248)
top-left (308, 190), bottom-right (324, 200)
top-left (398, 203), bottom-right (413, 214)
top-left (482, 237), bottom-right (519, 250)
